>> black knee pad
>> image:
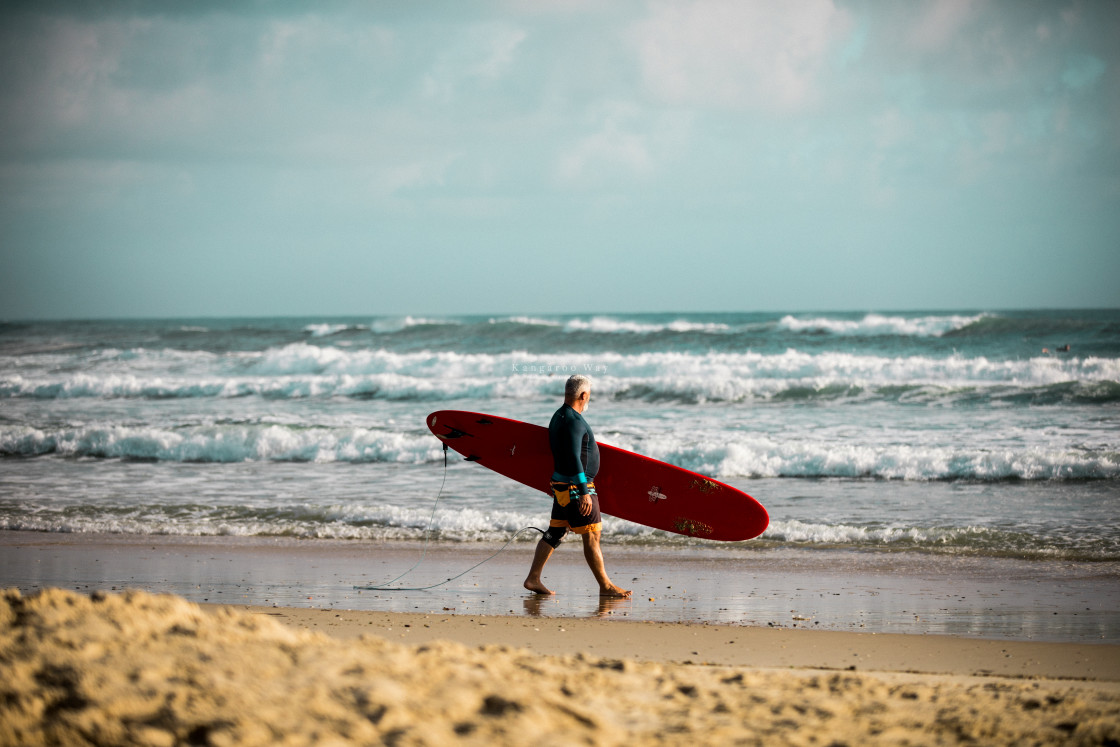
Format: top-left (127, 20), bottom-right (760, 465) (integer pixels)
top-left (542, 525), bottom-right (568, 548)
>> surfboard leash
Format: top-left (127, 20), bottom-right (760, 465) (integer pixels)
top-left (354, 442), bottom-right (547, 592)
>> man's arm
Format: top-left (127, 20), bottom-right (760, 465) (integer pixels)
top-left (577, 493), bottom-right (593, 516)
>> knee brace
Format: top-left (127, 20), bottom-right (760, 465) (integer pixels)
top-left (542, 525), bottom-right (568, 548)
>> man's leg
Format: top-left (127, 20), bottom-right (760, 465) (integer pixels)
top-left (581, 530), bottom-right (631, 598)
top-left (528, 493), bottom-right (571, 595)
top-left (523, 539), bottom-right (555, 595)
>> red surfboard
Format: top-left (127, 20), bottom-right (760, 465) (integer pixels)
top-left (427, 410), bottom-right (768, 541)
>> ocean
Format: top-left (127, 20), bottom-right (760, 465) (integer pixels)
top-left (1, 310), bottom-right (1118, 559)
top-left (3, 310), bottom-right (1119, 640)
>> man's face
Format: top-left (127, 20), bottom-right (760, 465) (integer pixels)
top-left (581, 390), bottom-right (591, 413)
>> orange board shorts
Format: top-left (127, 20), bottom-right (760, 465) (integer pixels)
top-left (549, 480), bottom-right (602, 535)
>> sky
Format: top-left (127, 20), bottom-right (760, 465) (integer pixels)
top-left (1, 0), bottom-right (1118, 319)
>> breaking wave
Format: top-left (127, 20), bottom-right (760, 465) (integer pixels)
top-left (3, 347), bottom-right (1117, 405)
top-left (561, 317), bottom-right (732, 335)
top-left (4, 424), bottom-right (1115, 481)
top-left (0, 424), bottom-right (440, 464)
top-left (778, 313), bottom-right (986, 337)
top-left (3, 503), bottom-right (1114, 560)
top-left (629, 435), bottom-right (1120, 481)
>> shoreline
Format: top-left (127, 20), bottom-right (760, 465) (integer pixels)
top-left (3, 529), bottom-right (1118, 644)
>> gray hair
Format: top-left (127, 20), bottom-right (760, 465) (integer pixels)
top-left (565, 374), bottom-right (591, 402)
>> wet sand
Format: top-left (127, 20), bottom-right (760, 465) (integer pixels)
top-left (3, 587), bottom-right (1119, 746)
top-left (4, 531), bottom-right (1118, 642)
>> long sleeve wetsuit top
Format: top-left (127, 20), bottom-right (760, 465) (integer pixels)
top-left (548, 403), bottom-right (600, 496)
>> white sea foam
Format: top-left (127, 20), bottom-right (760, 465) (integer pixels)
top-left (0, 503), bottom-right (1084, 559)
top-left (3, 347), bottom-right (1117, 403)
top-left (304, 323), bottom-right (366, 337)
top-left (246, 346), bottom-right (1119, 388)
top-left (0, 424), bottom-right (442, 464)
top-left (4, 422), bottom-right (1115, 480)
top-left (249, 345), bottom-right (519, 378)
top-left (369, 316), bottom-right (454, 334)
top-left (0, 501), bottom-right (549, 542)
top-left (778, 313), bottom-right (985, 337)
top-left (489, 316), bottom-right (562, 327)
top-left (629, 433), bottom-right (1120, 481)
top-left (563, 317), bottom-right (731, 334)
top-left (762, 519), bottom-right (994, 547)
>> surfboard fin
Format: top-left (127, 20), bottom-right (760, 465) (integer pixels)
top-left (439, 426), bottom-right (472, 440)
top-left (464, 454), bottom-right (482, 462)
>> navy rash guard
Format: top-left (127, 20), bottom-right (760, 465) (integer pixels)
top-left (548, 403), bottom-right (600, 496)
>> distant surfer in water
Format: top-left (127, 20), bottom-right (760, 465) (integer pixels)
top-left (524, 374), bottom-right (632, 598)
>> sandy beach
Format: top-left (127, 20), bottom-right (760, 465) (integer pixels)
top-left (3, 587), bottom-right (1120, 746)
top-left (214, 603), bottom-right (1120, 682)
top-left (4, 531), bottom-right (1120, 744)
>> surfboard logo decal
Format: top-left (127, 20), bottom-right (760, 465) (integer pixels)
top-left (673, 518), bottom-right (714, 536)
top-left (647, 486), bottom-right (667, 502)
top-left (689, 478), bottom-right (722, 494)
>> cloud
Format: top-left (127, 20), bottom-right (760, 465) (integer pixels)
top-left (1, 14), bottom-right (250, 159)
top-left (555, 103), bottom-right (653, 184)
top-left (374, 152), bottom-right (463, 200)
top-left (421, 22), bottom-right (527, 102)
top-left (553, 100), bottom-right (695, 188)
top-left (1062, 53), bottom-right (1106, 91)
top-left (630, 0), bottom-right (851, 113)
top-left (907, 0), bottom-right (976, 52)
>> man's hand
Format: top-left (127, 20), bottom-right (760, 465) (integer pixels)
top-left (578, 493), bottom-right (593, 516)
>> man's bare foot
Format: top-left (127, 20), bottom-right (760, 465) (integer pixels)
top-left (599, 585), bottom-right (631, 598)
top-left (524, 578), bottom-right (554, 595)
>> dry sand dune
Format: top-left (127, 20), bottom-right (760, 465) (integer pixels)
top-left (2, 588), bottom-right (1119, 746)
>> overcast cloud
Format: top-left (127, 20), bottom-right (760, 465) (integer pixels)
top-left (1, 0), bottom-right (1117, 318)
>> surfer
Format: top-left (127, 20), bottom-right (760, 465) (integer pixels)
top-left (524, 375), bottom-right (632, 598)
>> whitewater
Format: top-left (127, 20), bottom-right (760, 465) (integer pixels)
top-left (1, 310), bottom-right (1117, 562)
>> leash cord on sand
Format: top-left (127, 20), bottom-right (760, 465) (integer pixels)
top-left (354, 443), bottom-right (545, 592)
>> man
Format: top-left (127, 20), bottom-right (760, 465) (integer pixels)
top-left (523, 374), bottom-right (631, 598)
